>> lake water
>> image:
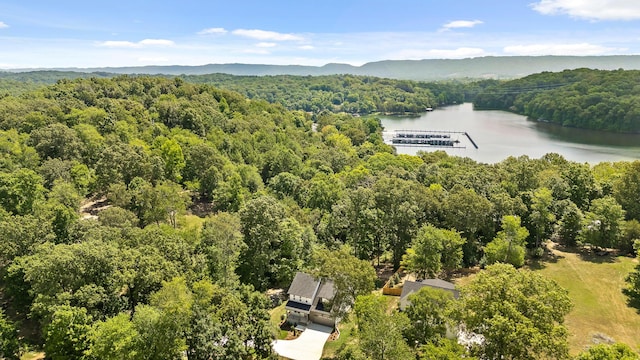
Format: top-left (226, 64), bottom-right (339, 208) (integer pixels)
top-left (379, 103), bottom-right (640, 164)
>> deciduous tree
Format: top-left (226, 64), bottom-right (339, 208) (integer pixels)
top-left (309, 246), bottom-right (376, 320)
top-left (198, 212), bottom-right (245, 288)
top-left (528, 187), bottom-right (556, 249)
top-left (556, 200), bottom-right (583, 247)
top-left (484, 215), bottom-right (529, 267)
top-left (237, 195), bottom-right (305, 290)
top-left (327, 187), bottom-right (377, 259)
top-left (455, 263), bottom-right (572, 360)
top-left (403, 286), bottom-right (455, 346)
top-left (29, 123), bottom-right (82, 161)
top-left (402, 224), bottom-right (465, 278)
top-left (86, 313), bottom-right (140, 360)
top-left (0, 168), bottom-right (46, 215)
top-left (0, 214), bottom-right (55, 265)
top-left (44, 305), bottom-right (93, 360)
top-left (374, 177), bottom-right (422, 268)
top-left (580, 196), bottom-right (625, 250)
top-left (576, 343), bottom-right (639, 360)
top-left (615, 161), bottom-right (640, 221)
top-left (418, 339), bottom-right (475, 360)
top-left (0, 309), bottom-right (20, 360)
top-left (353, 294), bottom-right (413, 360)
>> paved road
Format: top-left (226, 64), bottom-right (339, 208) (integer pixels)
top-left (272, 323), bottom-right (333, 360)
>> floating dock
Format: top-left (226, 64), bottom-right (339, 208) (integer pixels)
top-left (390, 130), bottom-right (476, 149)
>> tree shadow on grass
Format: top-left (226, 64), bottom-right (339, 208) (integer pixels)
top-left (621, 288), bottom-right (640, 314)
top-left (551, 243), bottom-right (619, 264)
top-left (576, 249), bottom-right (620, 264)
top-left (528, 243), bottom-right (564, 270)
top-left (528, 259), bottom-right (548, 271)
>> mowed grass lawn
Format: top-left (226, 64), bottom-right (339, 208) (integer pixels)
top-left (532, 244), bottom-right (640, 354)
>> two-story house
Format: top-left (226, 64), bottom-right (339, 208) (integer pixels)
top-left (284, 272), bottom-right (336, 330)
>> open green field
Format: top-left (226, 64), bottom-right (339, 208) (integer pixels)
top-left (531, 244), bottom-right (640, 355)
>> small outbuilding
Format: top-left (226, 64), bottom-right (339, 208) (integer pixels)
top-left (399, 279), bottom-right (459, 311)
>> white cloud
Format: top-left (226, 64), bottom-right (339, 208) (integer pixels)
top-left (299, 45), bottom-right (315, 50)
top-left (98, 39), bottom-right (174, 48)
top-left (396, 47), bottom-right (487, 59)
top-left (503, 42), bottom-right (619, 55)
top-left (0, 21), bottom-right (8, 29)
top-left (441, 20), bottom-right (483, 30)
top-left (531, 0), bottom-right (640, 20)
top-left (198, 27), bottom-right (227, 35)
top-left (232, 29), bottom-right (303, 41)
top-left (256, 42), bottom-right (277, 48)
top-left (99, 40), bottom-right (138, 48)
top-left (139, 39), bottom-right (175, 46)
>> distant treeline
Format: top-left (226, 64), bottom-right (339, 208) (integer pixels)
top-left (474, 68), bottom-right (640, 133)
top-left (0, 71), bottom-right (492, 114)
top-left (182, 73), bottom-right (491, 115)
top-left (0, 71), bottom-right (112, 96)
top-left (7, 68), bottom-right (640, 133)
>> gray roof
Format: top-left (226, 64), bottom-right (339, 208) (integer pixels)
top-left (316, 279), bottom-right (336, 300)
top-left (399, 279), bottom-right (459, 311)
top-left (400, 280), bottom-right (428, 301)
top-left (420, 279), bottom-right (457, 291)
top-left (288, 272), bottom-right (319, 299)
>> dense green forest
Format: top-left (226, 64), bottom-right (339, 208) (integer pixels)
top-left (474, 68), bottom-right (640, 133)
top-left (1, 71), bottom-right (488, 114)
top-left (0, 75), bottom-right (639, 359)
top-left (182, 73), bottom-right (486, 114)
top-left (0, 72), bottom-right (112, 96)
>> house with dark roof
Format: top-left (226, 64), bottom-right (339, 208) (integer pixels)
top-left (285, 272), bottom-right (337, 329)
top-left (399, 279), bottom-right (459, 311)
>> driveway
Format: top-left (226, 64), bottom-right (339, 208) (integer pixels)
top-left (272, 323), bottom-right (333, 360)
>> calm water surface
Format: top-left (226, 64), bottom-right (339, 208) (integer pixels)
top-left (379, 103), bottom-right (640, 164)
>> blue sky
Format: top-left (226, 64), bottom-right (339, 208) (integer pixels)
top-left (2, 0), bottom-right (640, 68)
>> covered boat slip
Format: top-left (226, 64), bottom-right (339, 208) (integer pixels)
top-left (390, 129), bottom-right (479, 149)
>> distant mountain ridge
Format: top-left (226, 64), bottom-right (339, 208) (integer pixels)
top-left (5, 56), bottom-right (640, 80)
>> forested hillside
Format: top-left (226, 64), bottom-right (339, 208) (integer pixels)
top-left (0, 71), bottom-right (112, 96)
top-left (0, 76), bottom-right (640, 359)
top-left (474, 68), bottom-right (640, 133)
top-left (183, 74), bottom-right (485, 114)
top-left (1, 71), bottom-right (486, 114)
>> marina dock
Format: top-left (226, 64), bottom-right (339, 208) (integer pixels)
top-left (390, 130), bottom-right (477, 149)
